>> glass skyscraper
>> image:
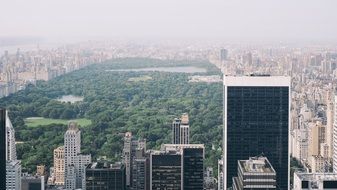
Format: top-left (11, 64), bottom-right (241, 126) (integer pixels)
top-left (223, 76), bottom-right (290, 190)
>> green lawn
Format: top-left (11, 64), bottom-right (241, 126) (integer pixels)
top-left (24, 117), bottom-right (92, 128)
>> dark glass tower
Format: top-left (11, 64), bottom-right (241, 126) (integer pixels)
top-left (183, 148), bottom-right (204, 190)
top-left (223, 76), bottom-right (290, 190)
top-left (151, 153), bottom-right (181, 190)
top-left (0, 108), bottom-right (6, 190)
top-left (85, 162), bottom-right (126, 190)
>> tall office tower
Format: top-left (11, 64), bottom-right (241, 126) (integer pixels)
top-left (64, 121), bottom-right (91, 190)
top-left (0, 108), bottom-right (6, 190)
top-left (54, 146), bottom-right (65, 185)
top-left (223, 75), bottom-right (290, 190)
top-left (218, 158), bottom-right (224, 190)
top-left (64, 122), bottom-right (81, 189)
top-left (153, 144), bottom-right (204, 190)
top-left (123, 132), bottom-right (147, 188)
top-left (150, 151), bottom-right (182, 190)
top-left (180, 113), bottom-right (190, 144)
top-left (85, 162), bottom-right (126, 190)
top-left (172, 118), bottom-right (181, 144)
top-left (333, 95), bottom-right (337, 172)
top-left (6, 111), bottom-right (16, 161)
top-left (172, 113), bottom-right (190, 144)
top-left (232, 156), bottom-right (276, 190)
top-left (327, 97), bottom-right (334, 160)
top-left (132, 148), bottom-right (148, 190)
top-left (3, 109), bottom-right (21, 190)
top-left (182, 147), bottom-right (204, 190)
top-left (74, 154), bottom-right (91, 189)
top-left (308, 121), bottom-right (326, 157)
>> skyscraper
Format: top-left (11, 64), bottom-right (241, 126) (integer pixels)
top-left (150, 151), bottom-right (182, 190)
top-left (123, 132), bottom-right (147, 188)
top-left (151, 144), bottom-right (204, 190)
top-left (180, 113), bottom-right (190, 144)
top-left (85, 162), bottom-right (126, 190)
top-left (172, 113), bottom-right (190, 144)
top-left (5, 111), bottom-right (16, 161)
top-left (54, 146), bottom-right (65, 185)
top-left (0, 108), bottom-right (6, 190)
top-left (172, 118), bottom-right (181, 144)
top-left (333, 94), bottom-right (337, 172)
top-left (223, 75), bottom-right (290, 189)
top-left (3, 109), bottom-right (21, 190)
top-left (64, 121), bottom-right (91, 190)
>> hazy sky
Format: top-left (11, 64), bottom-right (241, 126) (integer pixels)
top-left (1, 0), bottom-right (337, 42)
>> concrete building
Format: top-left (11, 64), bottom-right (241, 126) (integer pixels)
top-left (308, 155), bottom-right (328, 173)
top-left (6, 160), bottom-right (21, 190)
top-left (36, 165), bottom-right (45, 176)
top-left (85, 162), bottom-right (126, 190)
top-left (232, 156), bottom-right (276, 190)
top-left (294, 173), bottom-right (337, 190)
top-left (21, 175), bottom-right (45, 190)
top-left (53, 146), bottom-right (65, 185)
top-left (223, 75), bottom-right (290, 189)
top-left (218, 159), bottom-right (224, 190)
top-left (308, 121), bottom-right (325, 157)
top-left (333, 95), bottom-right (337, 172)
top-left (326, 97), bottom-right (334, 159)
top-left (122, 132), bottom-right (146, 188)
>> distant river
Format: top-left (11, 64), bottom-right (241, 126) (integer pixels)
top-left (105, 66), bottom-right (207, 73)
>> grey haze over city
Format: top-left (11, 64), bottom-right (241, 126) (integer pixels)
top-left (1, 0), bottom-right (337, 44)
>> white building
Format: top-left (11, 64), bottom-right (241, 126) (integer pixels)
top-left (6, 111), bottom-right (16, 161)
top-left (6, 160), bottom-right (21, 190)
top-left (64, 121), bottom-right (91, 190)
top-left (5, 110), bottom-right (21, 190)
top-left (333, 95), bottom-right (337, 172)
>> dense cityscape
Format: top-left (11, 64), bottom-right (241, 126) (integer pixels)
top-left (1, 41), bottom-right (337, 190)
top-left (2, 0), bottom-right (337, 190)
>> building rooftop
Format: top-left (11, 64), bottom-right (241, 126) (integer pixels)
top-left (239, 156), bottom-right (276, 173)
top-left (86, 162), bottom-right (124, 170)
top-left (295, 172), bottom-right (337, 181)
top-left (224, 75), bottom-right (291, 87)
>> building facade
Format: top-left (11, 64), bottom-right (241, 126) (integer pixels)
top-left (85, 162), bottom-right (126, 190)
top-left (122, 132), bottom-right (146, 188)
top-left (64, 121), bottom-right (91, 189)
top-left (54, 146), bottom-right (65, 185)
top-left (151, 144), bottom-right (204, 190)
top-left (172, 113), bottom-right (190, 144)
top-left (223, 76), bottom-right (290, 190)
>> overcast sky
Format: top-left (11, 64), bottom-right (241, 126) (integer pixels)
top-left (1, 0), bottom-right (337, 43)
